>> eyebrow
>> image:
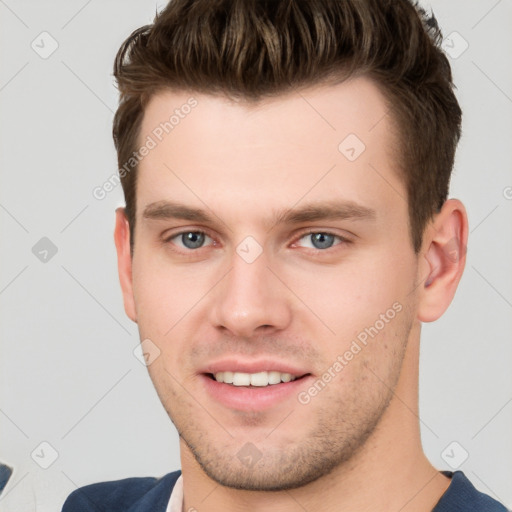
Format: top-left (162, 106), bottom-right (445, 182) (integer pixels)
top-left (142, 199), bottom-right (377, 228)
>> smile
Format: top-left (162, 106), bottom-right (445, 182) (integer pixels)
top-left (210, 370), bottom-right (302, 387)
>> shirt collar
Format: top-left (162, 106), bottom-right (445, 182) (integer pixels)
top-left (166, 474), bottom-right (184, 512)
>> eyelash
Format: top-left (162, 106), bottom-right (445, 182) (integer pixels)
top-left (162, 228), bottom-right (352, 254)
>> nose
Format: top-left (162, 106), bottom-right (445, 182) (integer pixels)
top-left (208, 245), bottom-right (292, 338)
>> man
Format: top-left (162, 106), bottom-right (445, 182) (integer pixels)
top-left (62, 0), bottom-right (508, 510)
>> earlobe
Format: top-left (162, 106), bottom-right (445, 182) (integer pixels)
top-left (114, 207), bottom-right (137, 323)
top-left (417, 199), bottom-right (468, 323)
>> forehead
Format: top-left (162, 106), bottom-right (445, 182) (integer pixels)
top-left (140, 76), bottom-right (394, 153)
top-left (136, 77), bottom-right (404, 227)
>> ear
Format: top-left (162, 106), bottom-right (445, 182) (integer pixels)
top-left (114, 207), bottom-right (137, 323)
top-left (417, 198), bottom-right (468, 323)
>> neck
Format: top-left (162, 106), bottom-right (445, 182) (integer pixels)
top-left (180, 322), bottom-right (451, 511)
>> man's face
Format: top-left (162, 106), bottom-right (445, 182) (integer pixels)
top-left (121, 77), bottom-right (422, 490)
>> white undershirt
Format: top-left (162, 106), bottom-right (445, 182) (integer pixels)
top-left (166, 474), bottom-right (184, 512)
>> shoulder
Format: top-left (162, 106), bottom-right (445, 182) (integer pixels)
top-left (61, 469), bottom-right (182, 512)
top-left (434, 471), bottom-right (509, 512)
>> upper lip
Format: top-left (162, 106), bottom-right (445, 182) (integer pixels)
top-left (200, 359), bottom-right (311, 377)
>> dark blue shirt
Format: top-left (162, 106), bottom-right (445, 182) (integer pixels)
top-left (62, 469), bottom-right (509, 511)
top-left (433, 471), bottom-right (508, 511)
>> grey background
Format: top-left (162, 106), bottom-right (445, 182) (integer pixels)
top-left (0, 1), bottom-right (511, 510)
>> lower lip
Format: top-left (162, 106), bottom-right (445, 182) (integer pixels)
top-left (200, 374), bottom-right (313, 411)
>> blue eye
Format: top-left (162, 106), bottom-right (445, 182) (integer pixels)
top-left (168, 231), bottom-right (213, 250)
top-left (297, 232), bottom-right (343, 250)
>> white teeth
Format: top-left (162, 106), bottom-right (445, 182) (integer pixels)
top-left (232, 372), bottom-right (251, 386)
top-left (268, 371), bottom-right (281, 385)
top-left (213, 371), bottom-right (298, 386)
top-left (250, 371), bottom-right (268, 387)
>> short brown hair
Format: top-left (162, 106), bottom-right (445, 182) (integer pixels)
top-left (112, 0), bottom-right (462, 254)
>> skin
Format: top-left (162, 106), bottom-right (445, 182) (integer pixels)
top-left (114, 76), bottom-right (468, 511)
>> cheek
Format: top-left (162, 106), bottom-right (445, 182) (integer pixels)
top-left (310, 300), bottom-right (412, 410)
top-left (283, 251), bottom-right (413, 339)
top-left (131, 253), bottom-right (210, 336)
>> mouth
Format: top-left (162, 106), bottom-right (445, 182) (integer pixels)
top-left (205, 370), bottom-right (310, 387)
top-left (200, 367), bottom-right (313, 411)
